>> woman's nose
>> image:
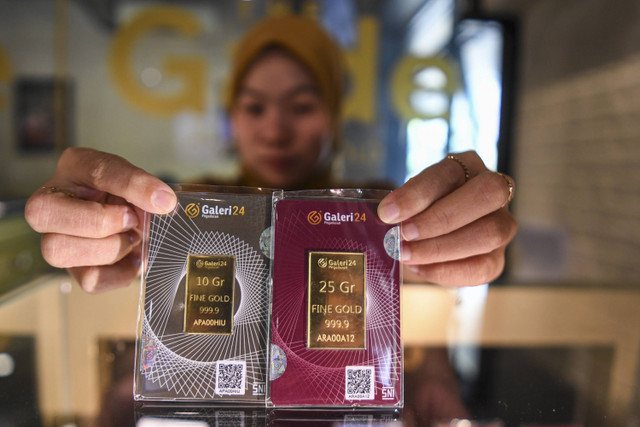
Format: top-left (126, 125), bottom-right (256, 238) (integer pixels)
top-left (260, 107), bottom-right (290, 144)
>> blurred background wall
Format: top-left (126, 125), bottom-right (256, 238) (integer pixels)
top-left (488, 0), bottom-right (640, 283)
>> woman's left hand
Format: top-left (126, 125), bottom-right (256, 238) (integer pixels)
top-left (377, 151), bottom-right (517, 286)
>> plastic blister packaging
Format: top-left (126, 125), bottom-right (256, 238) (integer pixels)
top-left (267, 189), bottom-right (403, 408)
top-left (134, 184), bottom-right (274, 403)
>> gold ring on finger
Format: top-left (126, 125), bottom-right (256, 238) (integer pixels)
top-left (496, 172), bottom-right (515, 203)
top-left (445, 155), bottom-right (470, 182)
top-left (41, 186), bottom-right (78, 199)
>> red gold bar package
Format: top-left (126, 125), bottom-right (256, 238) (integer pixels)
top-left (268, 189), bottom-right (403, 407)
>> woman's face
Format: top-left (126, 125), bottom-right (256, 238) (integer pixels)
top-left (231, 49), bottom-right (333, 189)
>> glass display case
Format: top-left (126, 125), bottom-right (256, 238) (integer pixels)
top-left (2, 0), bottom-right (640, 425)
top-left (1, 275), bottom-right (639, 426)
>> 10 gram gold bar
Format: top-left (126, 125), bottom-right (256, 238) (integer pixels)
top-left (184, 254), bottom-right (235, 335)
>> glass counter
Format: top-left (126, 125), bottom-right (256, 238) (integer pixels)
top-left (1, 275), bottom-right (639, 426)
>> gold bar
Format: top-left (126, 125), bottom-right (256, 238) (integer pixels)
top-left (184, 254), bottom-right (235, 335)
top-left (307, 251), bottom-right (366, 350)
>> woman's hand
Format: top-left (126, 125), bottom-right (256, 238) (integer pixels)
top-left (25, 147), bottom-right (177, 293)
top-left (378, 151), bottom-right (517, 286)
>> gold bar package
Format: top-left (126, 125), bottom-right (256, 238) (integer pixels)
top-left (268, 189), bottom-right (403, 408)
top-left (134, 185), bottom-right (273, 402)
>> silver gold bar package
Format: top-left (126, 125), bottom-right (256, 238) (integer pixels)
top-left (268, 189), bottom-right (403, 408)
top-left (134, 185), bottom-right (273, 402)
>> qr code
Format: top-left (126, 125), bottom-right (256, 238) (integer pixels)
top-left (345, 366), bottom-right (375, 400)
top-left (215, 360), bottom-right (246, 395)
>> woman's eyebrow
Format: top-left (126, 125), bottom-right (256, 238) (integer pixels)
top-left (237, 84), bottom-right (320, 101)
top-left (236, 87), bottom-right (267, 100)
top-left (283, 84), bottom-right (320, 98)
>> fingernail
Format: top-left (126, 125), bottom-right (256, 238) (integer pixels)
top-left (402, 222), bottom-right (419, 241)
top-left (151, 189), bottom-right (176, 212)
top-left (123, 210), bottom-right (138, 230)
top-left (407, 265), bottom-right (420, 274)
top-left (378, 201), bottom-right (400, 223)
top-left (400, 243), bottom-right (411, 262)
top-left (128, 230), bottom-right (141, 245)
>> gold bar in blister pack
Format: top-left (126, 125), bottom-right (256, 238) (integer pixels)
top-left (184, 254), bottom-right (235, 335)
top-left (307, 251), bottom-right (366, 350)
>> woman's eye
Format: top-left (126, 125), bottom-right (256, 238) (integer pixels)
top-left (291, 103), bottom-right (317, 115)
top-left (244, 104), bottom-right (264, 116)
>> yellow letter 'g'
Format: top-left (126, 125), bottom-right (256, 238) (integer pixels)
top-left (109, 6), bottom-right (206, 115)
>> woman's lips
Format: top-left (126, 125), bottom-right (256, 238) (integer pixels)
top-left (264, 156), bottom-right (294, 172)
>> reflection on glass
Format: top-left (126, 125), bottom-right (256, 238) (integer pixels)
top-left (405, 15), bottom-right (506, 181)
top-left (451, 19), bottom-right (504, 171)
top-left (406, 118), bottom-right (448, 180)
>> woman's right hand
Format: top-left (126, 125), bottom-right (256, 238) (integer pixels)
top-left (25, 147), bottom-right (177, 293)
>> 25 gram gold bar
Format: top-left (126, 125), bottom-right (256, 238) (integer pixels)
top-left (307, 251), bottom-right (366, 350)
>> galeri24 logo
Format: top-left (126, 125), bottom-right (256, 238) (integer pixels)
top-left (307, 210), bottom-right (322, 225)
top-left (185, 203), bottom-right (200, 219)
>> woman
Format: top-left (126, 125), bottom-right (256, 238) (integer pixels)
top-left (24, 15), bottom-right (517, 293)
